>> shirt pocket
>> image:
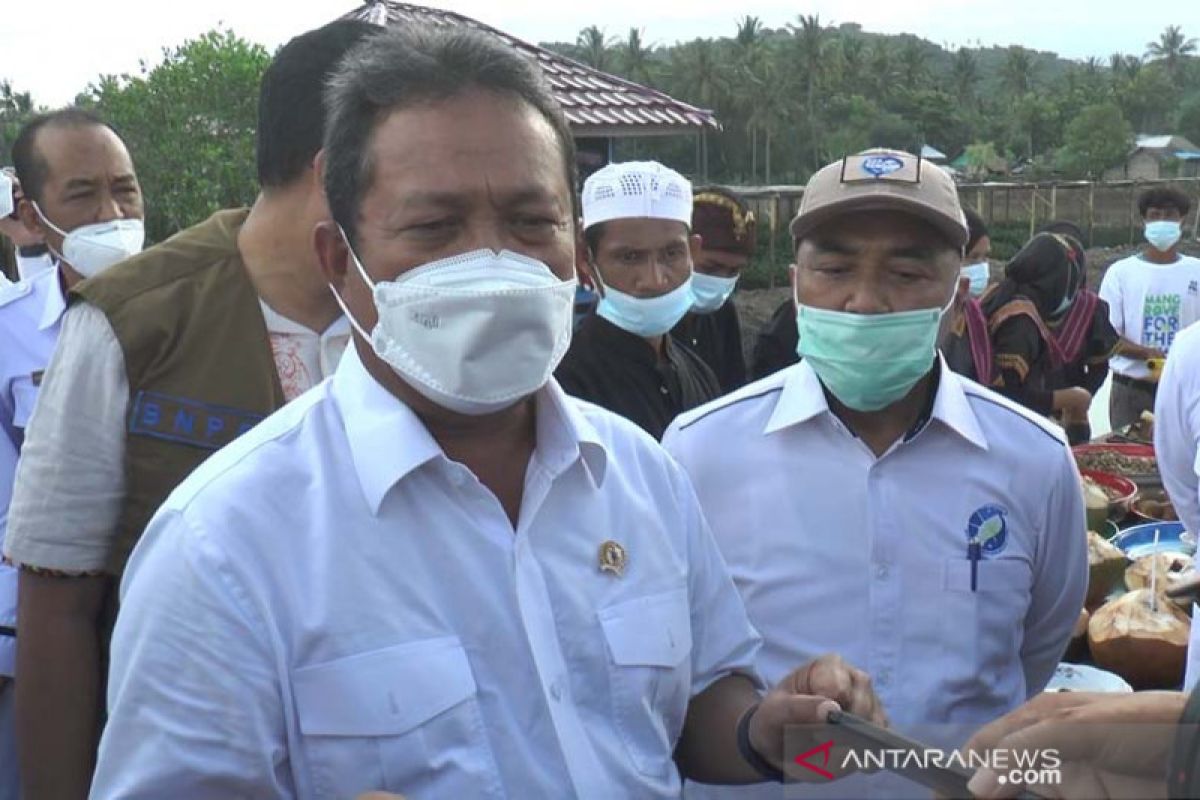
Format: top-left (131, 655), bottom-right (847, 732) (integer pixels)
top-left (598, 588), bottom-right (694, 778)
top-left (11, 379), bottom-right (39, 430)
top-left (292, 636), bottom-right (503, 799)
top-left (942, 558), bottom-right (1034, 681)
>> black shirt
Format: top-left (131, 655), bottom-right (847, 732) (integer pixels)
top-left (751, 299), bottom-right (800, 381)
top-left (671, 301), bottom-right (747, 394)
top-left (556, 314), bottom-right (720, 440)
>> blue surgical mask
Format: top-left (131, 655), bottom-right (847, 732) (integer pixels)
top-left (796, 293), bottom-right (954, 412)
top-left (691, 272), bottom-right (739, 312)
top-left (1145, 220), bottom-right (1182, 252)
top-left (595, 274), bottom-right (695, 337)
top-left (960, 261), bottom-right (990, 297)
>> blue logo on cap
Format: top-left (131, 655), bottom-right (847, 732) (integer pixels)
top-left (861, 155), bottom-right (904, 178)
top-left (967, 505), bottom-right (1009, 556)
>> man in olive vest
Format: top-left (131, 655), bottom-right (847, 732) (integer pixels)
top-left (2, 19), bottom-right (378, 798)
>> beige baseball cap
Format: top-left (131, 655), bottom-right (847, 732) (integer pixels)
top-left (789, 149), bottom-right (968, 248)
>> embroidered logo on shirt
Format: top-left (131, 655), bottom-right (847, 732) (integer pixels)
top-left (967, 505), bottom-right (1009, 557)
top-left (128, 390), bottom-right (265, 450)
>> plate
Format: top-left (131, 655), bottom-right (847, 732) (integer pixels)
top-left (1046, 663), bottom-right (1133, 693)
top-left (1112, 522), bottom-right (1188, 559)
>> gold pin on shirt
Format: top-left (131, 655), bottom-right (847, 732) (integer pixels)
top-left (598, 541), bottom-right (627, 577)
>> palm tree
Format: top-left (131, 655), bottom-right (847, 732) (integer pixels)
top-left (898, 40), bottom-right (927, 87)
top-left (622, 28), bottom-right (655, 85)
top-left (951, 48), bottom-right (979, 106)
top-left (866, 40), bottom-right (898, 101)
top-left (1001, 46), bottom-right (1037, 97)
top-left (1146, 25), bottom-right (1197, 82)
top-left (789, 14), bottom-right (827, 169)
top-left (576, 25), bottom-right (615, 72)
top-left (735, 15), bottom-right (765, 51)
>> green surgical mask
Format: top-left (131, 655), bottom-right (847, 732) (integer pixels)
top-left (795, 294), bottom-right (954, 412)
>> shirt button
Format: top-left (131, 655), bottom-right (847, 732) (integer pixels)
top-left (875, 564), bottom-right (889, 580)
top-left (659, 385), bottom-right (669, 395)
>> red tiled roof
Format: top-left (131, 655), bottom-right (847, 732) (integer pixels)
top-left (342, 1), bottom-right (720, 135)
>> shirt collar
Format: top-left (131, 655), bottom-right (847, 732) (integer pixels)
top-left (763, 357), bottom-right (989, 451)
top-left (259, 300), bottom-right (351, 339)
top-left (38, 267), bottom-right (68, 331)
top-left (332, 345), bottom-right (609, 515)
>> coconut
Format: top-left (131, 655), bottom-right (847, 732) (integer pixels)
top-left (1064, 607), bottom-right (1090, 662)
top-left (1088, 588), bottom-right (1190, 689)
top-left (1125, 552), bottom-right (1194, 613)
top-left (1087, 531), bottom-right (1127, 609)
top-left (1083, 478), bottom-right (1111, 531)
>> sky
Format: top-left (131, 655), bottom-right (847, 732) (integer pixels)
top-left (1, 0), bottom-right (1192, 107)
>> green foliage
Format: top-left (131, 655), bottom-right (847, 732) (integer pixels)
top-left (1057, 102), bottom-right (1133, 177)
top-left (79, 29), bottom-right (270, 244)
top-left (546, 22), bottom-right (1200, 186)
top-left (0, 80), bottom-right (38, 164)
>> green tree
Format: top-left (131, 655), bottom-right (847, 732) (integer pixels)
top-left (951, 48), bottom-right (980, 106)
top-left (898, 39), bottom-right (928, 86)
top-left (621, 28), bottom-right (655, 85)
top-left (81, 29), bottom-right (270, 243)
top-left (789, 14), bottom-right (828, 169)
top-left (963, 142), bottom-right (1002, 180)
top-left (1145, 25), bottom-right (1197, 84)
top-left (576, 26), bottom-right (616, 71)
top-left (1057, 102), bottom-right (1132, 177)
top-left (1001, 46), bottom-right (1038, 97)
top-left (1177, 93), bottom-right (1200, 146)
top-left (0, 80), bottom-right (38, 163)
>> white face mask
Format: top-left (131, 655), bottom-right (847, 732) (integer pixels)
top-left (1145, 220), bottom-right (1183, 253)
top-left (32, 201), bottom-right (144, 278)
top-left (331, 233), bottom-right (577, 416)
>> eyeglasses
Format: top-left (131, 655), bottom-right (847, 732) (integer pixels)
top-left (839, 152), bottom-right (924, 185)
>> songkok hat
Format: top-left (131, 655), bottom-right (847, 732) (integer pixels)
top-left (693, 186), bottom-right (756, 255)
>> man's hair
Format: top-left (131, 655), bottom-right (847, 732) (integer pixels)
top-left (11, 107), bottom-right (116, 203)
top-left (1137, 187), bottom-right (1192, 219)
top-left (323, 25), bottom-right (578, 245)
top-left (584, 222), bottom-right (606, 258)
top-left (963, 207), bottom-right (989, 253)
top-left (256, 19), bottom-right (378, 188)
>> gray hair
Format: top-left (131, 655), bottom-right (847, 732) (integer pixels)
top-left (323, 25), bottom-right (578, 246)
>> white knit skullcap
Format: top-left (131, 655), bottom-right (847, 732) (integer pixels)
top-left (581, 161), bottom-right (693, 231)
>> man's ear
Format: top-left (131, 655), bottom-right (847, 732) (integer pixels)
top-left (17, 198), bottom-right (46, 241)
top-left (314, 220), bottom-right (350, 292)
top-left (575, 225), bottom-right (602, 295)
top-left (789, 262), bottom-right (800, 305)
top-left (688, 232), bottom-right (703, 263)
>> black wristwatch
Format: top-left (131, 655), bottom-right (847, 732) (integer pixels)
top-left (736, 702), bottom-right (785, 783)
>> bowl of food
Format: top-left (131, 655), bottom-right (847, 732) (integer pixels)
top-left (1081, 469), bottom-right (1138, 526)
top-left (1112, 522), bottom-right (1188, 559)
top-left (1074, 444), bottom-right (1159, 487)
top-left (1131, 488), bottom-right (1179, 525)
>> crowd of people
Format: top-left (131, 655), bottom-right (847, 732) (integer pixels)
top-left (0, 17), bottom-right (1199, 800)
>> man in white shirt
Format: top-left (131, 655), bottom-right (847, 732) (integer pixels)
top-left (0, 108), bottom-right (145, 800)
top-left (91, 26), bottom-right (884, 799)
top-left (2, 21), bottom-right (374, 798)
top-left (1099, 186), bottom-right (1200, 429)
top-left (665, 150), bottom-right (1087, 798)
top-left (1154, 321), bottom-right (1200, 689)
top-left (0, 170), bottom-right (53, 283)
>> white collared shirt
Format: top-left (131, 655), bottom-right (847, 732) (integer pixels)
top-left (1154, 323), bottom-right (1200, 691)
top-left (0, 266), bottom-right (68, 676)
top-left (1156, 321), bottom-right (1200, 537)
top-left (665, 361), bottom-right (1087, 799)
top-left (92, 346), bottom-right (761, 799)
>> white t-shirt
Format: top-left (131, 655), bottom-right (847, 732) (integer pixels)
top-left (1099, 253), bottom-right (1200, 379)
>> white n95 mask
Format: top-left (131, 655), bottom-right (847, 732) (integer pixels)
top-left (32, 201), bottom-right (144, 278)
top-left (332, 233), bottom-right (577, 416)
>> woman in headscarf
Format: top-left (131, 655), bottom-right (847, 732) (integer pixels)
top-left (982, 231), bottom-right (1119, 444)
